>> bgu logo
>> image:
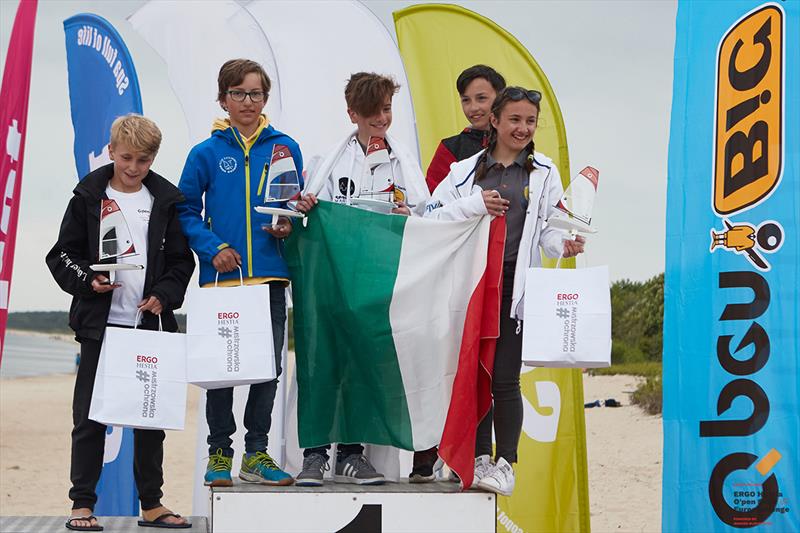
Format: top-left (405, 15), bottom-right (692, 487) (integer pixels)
top-left (710, 5), bottom-right (784, 271)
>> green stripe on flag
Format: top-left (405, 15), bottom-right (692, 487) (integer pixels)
top-left (285, 201), bottom-right (414, 449)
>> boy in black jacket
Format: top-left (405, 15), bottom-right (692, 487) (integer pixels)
top-left (46, 114), bottom-right (194, 531)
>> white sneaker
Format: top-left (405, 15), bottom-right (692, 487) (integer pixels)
top-left (477, 457), bottom-right (515, 496)
top-left (469, 455), bottom-right (494, 489)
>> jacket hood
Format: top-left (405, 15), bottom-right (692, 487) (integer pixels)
top-left (211, 114), bottom-right (274, 146)
top-left (74, 163), bottom-right (185, 205)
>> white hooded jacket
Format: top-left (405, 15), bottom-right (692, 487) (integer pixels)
top-left (424, 149), bottom-right (567, 320)
top-left (303, 130), bottom-right (429, 216)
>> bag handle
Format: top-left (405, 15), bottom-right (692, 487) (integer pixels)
top-left (134, 309), bottom-right (163, 331)
top-left (214, 265), bottom-right (244, 287)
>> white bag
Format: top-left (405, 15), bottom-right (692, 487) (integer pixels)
top-left (89, 316), bottom-right (188, 430)
top-left (521, 265), bottom-right (611, 368)
top-left (185, 271), bottom-right (275, 389)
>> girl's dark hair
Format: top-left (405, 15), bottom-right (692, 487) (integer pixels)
top-left (456, 65), bottom-right (506, 95)
top-left (474, 86), bottom-right (540, 181)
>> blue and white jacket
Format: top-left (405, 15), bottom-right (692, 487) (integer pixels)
top-left (178, 117), bottom-right (303, 286)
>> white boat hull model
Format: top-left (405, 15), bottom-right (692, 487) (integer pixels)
top-left (254, 205), bottom-right (305, 219)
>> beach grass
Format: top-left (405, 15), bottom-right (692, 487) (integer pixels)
top-left (589, 361), bottom-right (661, 378)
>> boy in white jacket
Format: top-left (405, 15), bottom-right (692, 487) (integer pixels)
top-left (295, 72), bottom-right (429, 486)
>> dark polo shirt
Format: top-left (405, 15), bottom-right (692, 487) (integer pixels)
top-left (476, 151), bottom-right (529, 263)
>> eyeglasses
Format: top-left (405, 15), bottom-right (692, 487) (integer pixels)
top-left (504, 87), bottom-right (542, 104)
top-left (226, 90), bottom-right (266, 103)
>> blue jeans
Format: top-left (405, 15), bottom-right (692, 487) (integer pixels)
top-left (206, 282), bottom-right (286, 456)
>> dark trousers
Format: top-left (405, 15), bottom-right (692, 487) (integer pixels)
top-left (70, 334), bottom-right (165, 511)
top-left (206, 282), bottom-right (286, 456)
top-left (304, 443), bottom-right (364, 461)
top-left (475, 262), bottom-right (524, 464)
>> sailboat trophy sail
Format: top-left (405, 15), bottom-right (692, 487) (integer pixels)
top-left (349, 136), bottom-right (397, 214)
top-left (254, 143), bottom-right (304, 225)
top-left (89, 199), bottom-right (144, 280)
top-left (547, 166), bottom-right (600, 234)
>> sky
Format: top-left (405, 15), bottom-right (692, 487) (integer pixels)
top-left (0, 0), bottom-right (677, 311)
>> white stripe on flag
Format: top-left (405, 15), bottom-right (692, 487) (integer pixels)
top-left (389, 216), bottom-right (490, 449)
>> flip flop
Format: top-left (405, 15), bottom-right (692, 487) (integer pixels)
top-left (137, 512), bottom-right (192, 529)
top-left (65, 515), bottom-right (103, 531)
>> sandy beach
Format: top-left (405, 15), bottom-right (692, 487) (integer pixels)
top-left (0, 372), bottom-right (661, 531)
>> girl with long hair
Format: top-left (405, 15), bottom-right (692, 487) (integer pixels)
top-left (425, 86), bottom-right (585, 496)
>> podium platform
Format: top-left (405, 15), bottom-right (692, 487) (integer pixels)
top-left (209, 480), bottom-right (497, 533)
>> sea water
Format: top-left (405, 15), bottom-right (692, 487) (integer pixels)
top-left (0, 332), bottom-right (79, 377)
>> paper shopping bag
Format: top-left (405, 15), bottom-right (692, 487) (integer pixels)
top-left (522, 265), bottom-right (611, 368)
top-left (89, 325), bottom-right (188, 430)
top-left (185, 283), bottom-right (275, 389)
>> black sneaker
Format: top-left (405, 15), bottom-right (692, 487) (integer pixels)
top-left (334, 454), bottom-right (385, 485)
top-left (409, 447), bottom-right (438, 483)
top-left (296, 452), bottom-right (329, 487)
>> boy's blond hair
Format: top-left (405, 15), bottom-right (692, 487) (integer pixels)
top-left (109, 114), bottom-right (162, 155)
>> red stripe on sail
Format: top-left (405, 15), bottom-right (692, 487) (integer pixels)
top-left (101, 199), bottom-right (121, 217)
top-left (438, 216), bottom-right (505, 489)
top-left (271, 144), bottom-right (291, 162)
top-left (580, 166), bottom-right (599, 190)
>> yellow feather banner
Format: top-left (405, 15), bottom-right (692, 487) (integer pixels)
top-left (395, 5), bottom-right (590, 532)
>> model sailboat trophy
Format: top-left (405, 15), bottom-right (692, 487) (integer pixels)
top-left (89, 199), bottom-right (144, 282)
top-left (254, 144), bottom-right (304, 226)
top-left (348, 136), bottom-right (397, 214)
top-left (548, 166), bottom-right (600, 236)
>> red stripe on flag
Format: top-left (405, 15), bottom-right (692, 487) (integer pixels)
top-left (0, 0), bottom-right (38, 362)
top-left (438, 216), bottom-right (506, 489)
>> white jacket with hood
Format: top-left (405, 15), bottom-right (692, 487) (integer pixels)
top-left (424, 149), bottom-right (567, 321)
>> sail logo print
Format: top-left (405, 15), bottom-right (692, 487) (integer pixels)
top-left (709, 4), bottom-right (785, 273)
top-left (218, 156), bottom-right (237, 174)
top-left (702, 7), bottom-right (787, 525)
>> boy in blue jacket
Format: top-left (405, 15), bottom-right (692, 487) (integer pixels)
top-left (178, 59), bottom-right (302, 486)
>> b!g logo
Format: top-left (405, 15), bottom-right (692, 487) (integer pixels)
top-left (713, 5), bottom-right (783, 215)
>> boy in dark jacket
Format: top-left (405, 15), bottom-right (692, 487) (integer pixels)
top-left (46, 114), bottom-right (194, 531)
top-left (424, 65), bottom-right (506, 193)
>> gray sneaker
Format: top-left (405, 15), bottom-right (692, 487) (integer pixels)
top-left (334, 454), bottom-right (385, 485)
top-left (296, 453), bottom-right (329, 487)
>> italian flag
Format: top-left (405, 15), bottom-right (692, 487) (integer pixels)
top-left (285, 201), bottom-right (504, 488)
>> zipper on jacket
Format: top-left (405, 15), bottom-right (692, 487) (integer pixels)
top-left (232, 131), bottom-right (255, 277)
top-left (256, 162), bottom-right (269, 198)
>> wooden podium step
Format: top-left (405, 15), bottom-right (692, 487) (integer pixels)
top-left (209, 480), bottom-right (496, 532)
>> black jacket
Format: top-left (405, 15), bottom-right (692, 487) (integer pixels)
top-left (46, 164), bottom-right (195, 340)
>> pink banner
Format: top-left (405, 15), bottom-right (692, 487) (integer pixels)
top-left (0, 0), bottom-right (38, 361)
